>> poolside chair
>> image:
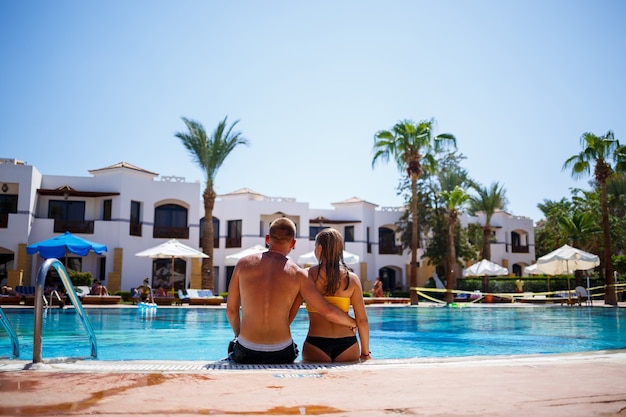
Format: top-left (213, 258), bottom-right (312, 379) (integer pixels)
top-left (183, 289), bottom-right (224, 305)
top-left (575, 286), bottom-right (591, 306)
top-left (152, 290), bottom-right (175, 306)
top-left (130, 288), bottom-right (141, 304)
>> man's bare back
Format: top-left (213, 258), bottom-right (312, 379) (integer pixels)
top-left (231, 250), bottom-right (303, 344)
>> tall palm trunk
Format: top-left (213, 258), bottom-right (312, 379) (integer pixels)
top-left (445, 211), bottom-right (457, 304)
top-left (481, 225), bottom-right (491, 293)
top-left (600, 181), bottom-right (617, 305)
top-left (201, 187), bottom-right (216, 290)
top-left (410, 173), bottom-right (419, 305)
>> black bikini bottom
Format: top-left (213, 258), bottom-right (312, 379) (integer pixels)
top-left (305, 335), bottom-right (358, 361)
top-left (228, 340), bottom-right (298, 364)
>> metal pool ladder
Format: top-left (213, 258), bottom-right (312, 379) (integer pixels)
top-left (0, 306), bottom-right (19, 358)
top-left (33, 258), bottom-right (98, 363)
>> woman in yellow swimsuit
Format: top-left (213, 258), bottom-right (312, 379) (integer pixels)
top-left (297, 228), bottom-right (371, 362)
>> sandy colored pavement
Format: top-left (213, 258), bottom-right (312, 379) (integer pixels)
top-left (1, 351), bottom-right (625, 417)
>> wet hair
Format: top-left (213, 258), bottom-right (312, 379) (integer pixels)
top-left (315, 228), bottom-right (349, 295)
top-left (269, 218), bottom-right (296, 243)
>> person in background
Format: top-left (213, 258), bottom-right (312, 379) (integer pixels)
top-left (296, 227), bottom-right (371, 363)
top-left (90, 280), bottom-right (108, 296)
top-left (1, 285), bottom-right (17, 296)
top-left (372, 277), bottom-right (384, 297)
top-left (516, 278), bottom-right (524, 293)
top-left (154, 285), bottom-right (169, 297)
top-left (226, 218), bottom-right (356, 364)
top-left (137, 278), bottom-right (153, 303)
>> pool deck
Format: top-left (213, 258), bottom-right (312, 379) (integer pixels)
top-left (1, 303), bottom-right (626, 416)
top-left (0, 351), bottom-right (625, 416)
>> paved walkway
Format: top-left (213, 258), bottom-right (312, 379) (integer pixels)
top-left (1, 350), bottom-right (626, 416)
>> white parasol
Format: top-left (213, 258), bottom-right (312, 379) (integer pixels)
top-left (135, 239), bottom-right (208, 294)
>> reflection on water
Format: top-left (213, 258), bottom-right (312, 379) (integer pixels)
top-left (0, 306), bottom-right (624, 361)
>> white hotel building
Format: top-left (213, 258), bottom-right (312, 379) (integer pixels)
top-left (0, 158), bottom-right (535, 294)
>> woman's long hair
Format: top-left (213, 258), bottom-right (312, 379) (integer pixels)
top-left (315, 228), bottom-right (349, 295)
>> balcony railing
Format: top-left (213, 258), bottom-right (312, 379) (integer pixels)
top-left (511, 244), bottom-right (529, 253)
top-left (379, 245), bottom-right (403, 255)
top-left (129, 223), bottom-right (142, 237)
top-left (153, 226), bottom-right (189, 239)
top-left (225, 237), bottom-right (242, 248)
top-left (53, 220), bottom-right (94, 234)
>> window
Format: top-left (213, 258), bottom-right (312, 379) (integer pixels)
top-left (367, 227), bottom-right (371, 253)
top-left (378, 227), bottom-right (399, 255)
top-left (511, 231), bottom-right (529, 253)
top-left (152, 258), bottom-right (186, 291)
top-left (65, 257), bottom-right (82, 272)
top-left (130, 201), bottom-right (141, 236)
top-left (200, 217), bottom-right (220, 248)
top-left (345, 226), bottom-right (355, 242)
top-left (0, 194), bottom-right (17, 228)
top-left (309, 226), bottom-right (328, 240)
top-left (213, 217), bottom-right (220, 248)
top-left (49, 200), bottom-right (92, 233)
top-left (153, 204), bottom-right (188, 239)
top-left (103, 199), bottom-right (112, 221)
top-left (226, 266), bottom-right (236, 292)
top-left (99, 257), bottom-right (107, 282)
top-left (226, 220), bottom-right (242, 248)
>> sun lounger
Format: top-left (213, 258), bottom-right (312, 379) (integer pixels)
top-left (0, 295), bottom-right (22, 305)
top-left (179, 289), bottom-right (224, 305)
top-left (15, 286), bottom-right (35, 297)
top-left (516, 293), bottom-right (579, 305)
top-left (152, 295), bottom-right (175, 306)
top-left (74, 286), bottom-right (91, 297)
top-left (80, 295), bottom-right (122, 305)
top-left (18, 286), bottom-right (68, 307)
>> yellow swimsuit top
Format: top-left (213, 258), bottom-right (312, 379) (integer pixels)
top-left (305, 296), bottom-right (351, 313)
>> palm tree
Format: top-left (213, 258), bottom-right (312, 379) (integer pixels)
top-left (372, 119), bottom-right (456, 304)
top-left (607, 172), bottom-right (626, 218)
top-left (175, 116), bottom-right (248, 290)
top-left (440, 186), bottom-right (469, 304)
top-left (469, 182), bottom-right (507, 261)
top-left (563, 130), bottom-right (623, 305)
top-left (469, 182), bottom-right (507, 293)
top-left (558, 211), bottom-right (601, 287)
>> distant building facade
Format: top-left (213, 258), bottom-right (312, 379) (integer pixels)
top-left (0, 159), bottom-right (203, 293)
top-left (459, 211), bottom-right (536, 275)
top-left (0, 159), bottom-right (536, 294)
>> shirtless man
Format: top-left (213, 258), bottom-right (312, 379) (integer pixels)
top-left (226, 218), bottom-right (356, 364)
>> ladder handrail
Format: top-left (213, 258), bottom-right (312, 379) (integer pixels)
top-left (0, 306), bottom-right (19, 358)
top-left (33, 258), bottom-right (98, 363)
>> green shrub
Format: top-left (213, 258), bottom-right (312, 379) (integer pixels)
top-left (390, 291), bottom-right (410, 298)
top-left (68, 271), bottom-right (93, 286)
top-left (457, 276), bottom-right (604, 293)
top-left (117, 291), bottom-right (132, 302)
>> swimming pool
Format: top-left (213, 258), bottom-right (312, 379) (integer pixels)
top-left (0, 306), bottom-right (624, 361)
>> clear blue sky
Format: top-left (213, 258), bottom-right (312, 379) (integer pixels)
top-left (2, 1), bottom-right (625, 223)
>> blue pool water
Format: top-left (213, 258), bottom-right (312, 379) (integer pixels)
top-left (0, 306), bottom-right (624, 361)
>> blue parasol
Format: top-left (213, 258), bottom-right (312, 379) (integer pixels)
top-left (26, 231), bottom-right (108, 259)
